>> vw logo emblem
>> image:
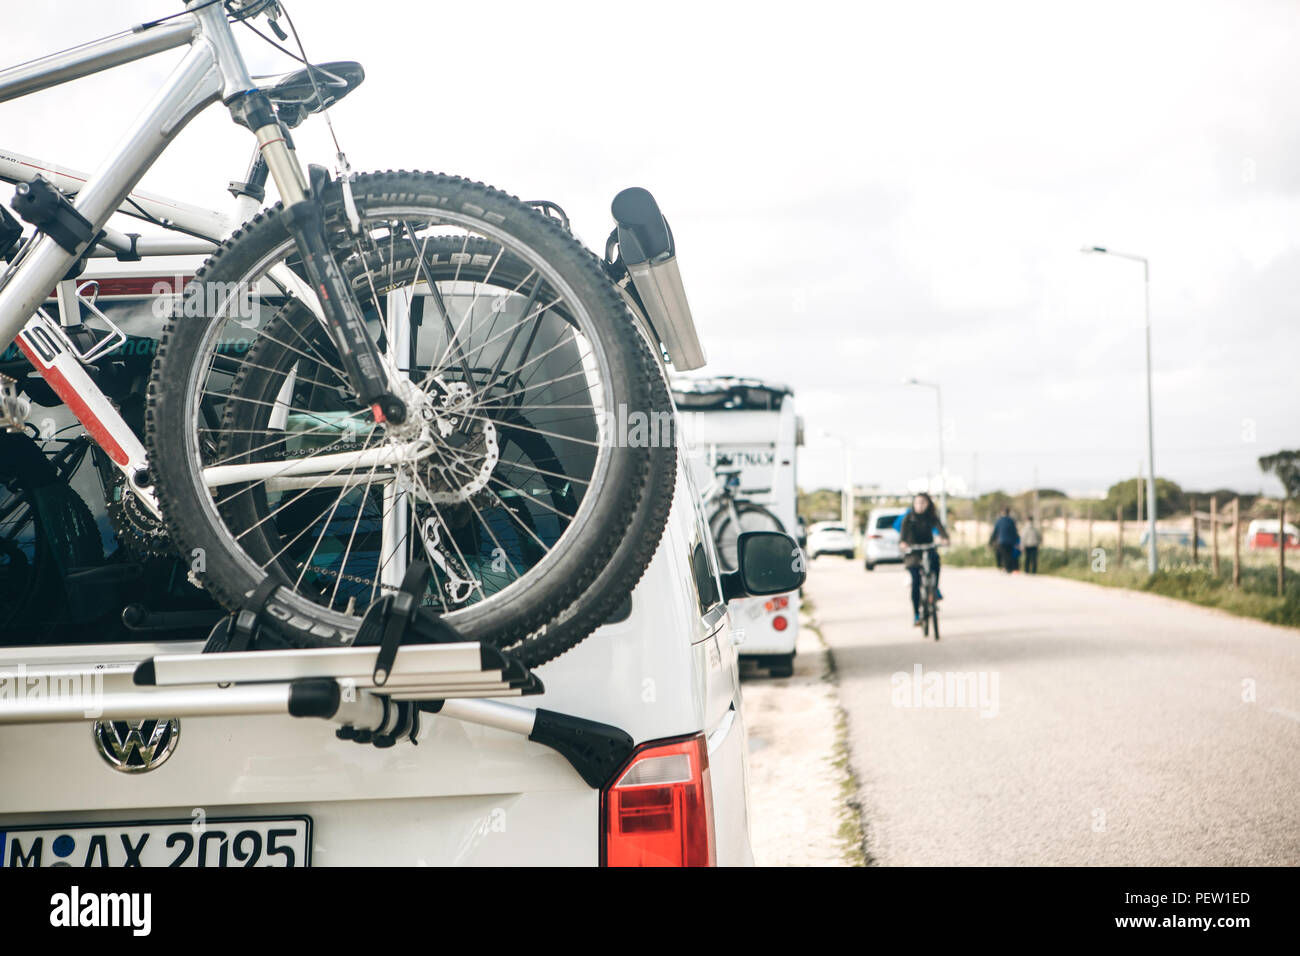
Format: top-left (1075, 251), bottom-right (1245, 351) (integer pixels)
top-left (92, 719), bottom-right (180, 773)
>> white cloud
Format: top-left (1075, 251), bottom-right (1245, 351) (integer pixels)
top-left (1, 0), bottom-right (1295, 498)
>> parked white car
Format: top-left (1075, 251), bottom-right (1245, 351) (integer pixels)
top-left (863, 507), bottom-right (907, 570)
top-left (806, 521), bottom-right (855, 559)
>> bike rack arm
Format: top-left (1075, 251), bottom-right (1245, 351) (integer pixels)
top-left (0, 682), bottom-right (292, 724)
top-left (0, 670), bottom-right (632, 789)
top-left (609, 186), bottom-right (707, 371)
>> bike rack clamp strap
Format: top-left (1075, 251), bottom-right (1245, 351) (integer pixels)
top-left (371, 561), bottom-right (432, 685)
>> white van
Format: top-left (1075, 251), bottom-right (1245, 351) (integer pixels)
top-left (0, 451), bottom-right (768, 866)
top-left (672, 377), bottom-right (802, 677)
top-left (0, 247), bottom-right (804, 867)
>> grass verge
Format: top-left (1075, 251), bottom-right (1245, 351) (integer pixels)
top-left (943, 544), bottom-right (1300, 628)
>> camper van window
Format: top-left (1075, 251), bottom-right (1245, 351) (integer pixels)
top-left (672, 385), bottom-right (788, 412)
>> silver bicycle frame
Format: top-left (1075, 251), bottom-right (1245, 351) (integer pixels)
top-left (0, 3), bottom-right (345, 516)
top-left (0, 4), bottom-right (258, 341)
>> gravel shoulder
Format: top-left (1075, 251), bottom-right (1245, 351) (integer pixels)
top-left (741, 614), bottom-right (866, 866)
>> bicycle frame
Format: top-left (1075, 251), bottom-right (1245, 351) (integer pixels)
top-left (0, 3), bottom-right (352, 518)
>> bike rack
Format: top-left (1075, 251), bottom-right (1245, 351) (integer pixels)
top-left (0, 563), bottom-right (636, 788)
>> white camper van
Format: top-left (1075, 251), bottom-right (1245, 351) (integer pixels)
top-left (672, 377), bottom-right (803, 677)
top-left (0, 141), bottom-right (808, 864)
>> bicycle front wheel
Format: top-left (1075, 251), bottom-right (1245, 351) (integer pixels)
top-left (147, 172), bottom-right (670, 657)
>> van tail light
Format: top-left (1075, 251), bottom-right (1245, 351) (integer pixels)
top-left (868, 534), bottom-right (883, 540)
top-left (764, 595), bottom-right (789, 612)
top-left (601, 734), bottom-right (715, 867)
top-left (772, 614), bottom-right (788, 631)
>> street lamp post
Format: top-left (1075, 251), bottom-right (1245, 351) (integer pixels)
top-left (1082, 246), bottom-right (1158, 574)
top-left (820, 429), bottom-right (854, 529)
top-left (904, 378), bottom-right (946, 527)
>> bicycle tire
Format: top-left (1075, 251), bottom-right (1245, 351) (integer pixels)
top-left (146, 171), bottom-right (671, 658)
top-left (709, 501), bottom-right (785, 573)
top-left (0, 433), bottom-right (102, 634)
top-left (510, 354), bottom-right (675, 668)
top-left (0, 433), bottom-right (58, 631)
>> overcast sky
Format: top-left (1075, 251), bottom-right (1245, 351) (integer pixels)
top-left (4, 0), bottom-right (1297, 497)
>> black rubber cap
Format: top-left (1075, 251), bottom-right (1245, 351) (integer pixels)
top-left (529, 708), bottom-right (634, 789)
top-left (287, 677), bottom-right (342, 719)
top-left (611, 187), bottom-right (672, 265)
top-left (132, 659), bottom-right (156, 686)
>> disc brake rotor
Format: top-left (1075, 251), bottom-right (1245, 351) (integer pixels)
top-left (390, 375), bottom-right (498, 504)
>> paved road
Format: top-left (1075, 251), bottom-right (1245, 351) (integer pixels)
top-left (807, 558), bottom-right (1300, 865)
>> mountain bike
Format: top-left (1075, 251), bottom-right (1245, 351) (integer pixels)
top-left (0, 1), bottom-right (681, 663)
top-left (905, 542), bottom-right (942, 640)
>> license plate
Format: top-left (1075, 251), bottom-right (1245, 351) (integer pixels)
top-left (1, 816), bottom-right (311, 867)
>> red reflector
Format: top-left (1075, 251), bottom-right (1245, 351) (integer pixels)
top-left (772, 614), bottom-right (788, 632)
top-left (763, 595), bottom-right (790, 612)
top-left (602, 734), bottom-right (715, 867)
top-left (370, 402), bottom-right (386, 424)
top-left (868, 534), bottom-right (882, 539)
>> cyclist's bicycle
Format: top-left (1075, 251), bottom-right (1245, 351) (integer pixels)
top-left (702, 458), bottom-right (784, 572)
top-left (904, 541), bottom-right (942, 641)
top-left (0, 1), bottom-right (684, 664)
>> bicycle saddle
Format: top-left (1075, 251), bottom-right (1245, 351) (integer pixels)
top-left (253, 60), bottom-right (365, 128)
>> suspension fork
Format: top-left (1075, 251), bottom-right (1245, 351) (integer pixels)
top-left (225, 90), bottom-right (407, 425)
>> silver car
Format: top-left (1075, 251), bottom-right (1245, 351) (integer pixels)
top-left (863, 507), bottom-right (908, 570)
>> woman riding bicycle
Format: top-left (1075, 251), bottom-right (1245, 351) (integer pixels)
top-left (899, 492), bottom-right (949, 626)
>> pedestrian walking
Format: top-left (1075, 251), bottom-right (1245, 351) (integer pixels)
top-left (1022, 517), bottom-right (1042, 574)
top-left (992, 507), bottom-right (1019, 574)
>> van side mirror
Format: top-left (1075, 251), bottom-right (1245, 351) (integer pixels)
top-left (721, 531), bottom-right (806, 601)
